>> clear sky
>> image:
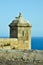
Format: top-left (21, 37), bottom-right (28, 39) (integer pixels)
top-left (0, 0), bottom-right (43, 37)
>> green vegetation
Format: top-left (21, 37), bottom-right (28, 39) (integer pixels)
top-left (12, 47), bottom-right (16, 49)
top-left (4, 43), bottom-right (10, 46)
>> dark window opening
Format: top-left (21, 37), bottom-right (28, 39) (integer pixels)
top-left (22, 31), bottom-right (24, 36)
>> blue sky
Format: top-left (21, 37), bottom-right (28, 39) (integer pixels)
top-left (0, 0), bottom-right (43, 37)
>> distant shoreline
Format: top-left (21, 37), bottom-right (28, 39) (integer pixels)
top-left (0, 37), bottom-right (43, 38)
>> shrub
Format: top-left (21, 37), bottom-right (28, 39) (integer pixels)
top-left (12, 47), bottom-right (16, 49)
top-left (4, 43), bottom-right (10, 46)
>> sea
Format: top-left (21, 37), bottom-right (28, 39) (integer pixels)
top-left (0, 37), bottom-right (43, 50)
top-left (32, 37), bottom-right (43, 50)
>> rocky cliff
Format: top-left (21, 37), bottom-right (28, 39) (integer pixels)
top-left (0, 50), bottom-right (43, 65)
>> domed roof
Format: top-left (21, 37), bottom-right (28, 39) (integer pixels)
top-left (9, 12), bottom-right (32, 27)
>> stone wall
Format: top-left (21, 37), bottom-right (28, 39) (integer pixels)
top-left (10, 27), bottom-right (18, 38)
top-left (0, 38), bottom-right (31, 50)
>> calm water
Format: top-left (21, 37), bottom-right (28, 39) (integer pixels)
top-left (32, 37), bottom-right (43, 50)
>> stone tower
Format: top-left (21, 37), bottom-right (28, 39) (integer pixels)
top-left (9, 13), bottom-right (32, 49)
